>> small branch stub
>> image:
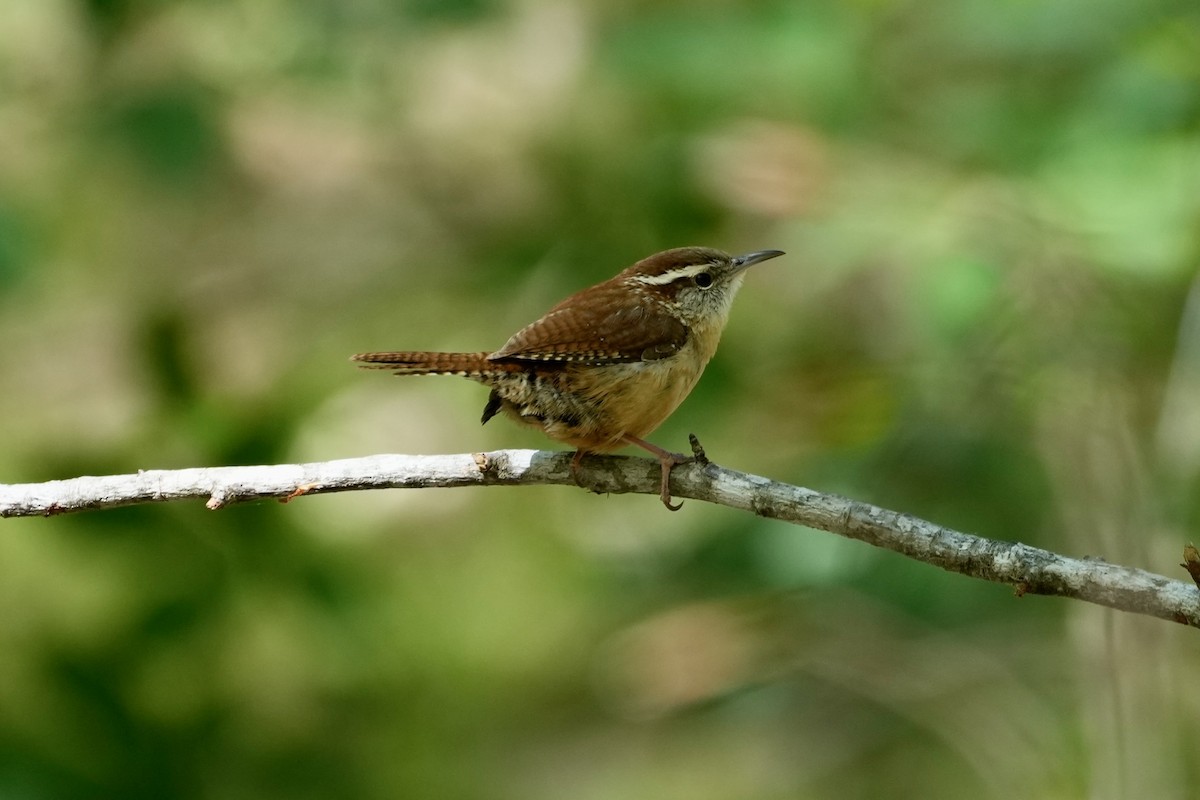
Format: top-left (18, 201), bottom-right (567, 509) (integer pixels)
top-left (1182, 543), bottom-right (1200, 590)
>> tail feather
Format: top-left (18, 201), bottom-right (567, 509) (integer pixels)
top-left (350, 351), bottom-right (493, 376)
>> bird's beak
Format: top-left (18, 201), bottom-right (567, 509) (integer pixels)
top-left (731, 249), bottom-right (785, 273)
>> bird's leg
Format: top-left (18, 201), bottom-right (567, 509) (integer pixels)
top-left (623, 434), bottom-right (692, 511)
top-left (570, 448), bottom-right (589, 488)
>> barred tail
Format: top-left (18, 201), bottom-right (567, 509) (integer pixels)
top-left (350, 351), bottom-right (494, 376)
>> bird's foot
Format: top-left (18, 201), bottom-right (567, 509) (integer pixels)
top-left (623, 434), bottom-right (706, 511)
top-left (574, 436), bottom-right (711, 510)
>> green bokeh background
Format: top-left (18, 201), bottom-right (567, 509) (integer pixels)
top-left (2, 1), bottom-right (1199, 797)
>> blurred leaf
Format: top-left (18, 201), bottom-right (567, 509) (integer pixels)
top-left (917, 257), bottom-right (1002, 342)
top-left (99, 83), bottom-right (227, 187)
top-left (0, 203), bottom-right (35, 292)
top-left (401, 0), bottom-right (502, 25)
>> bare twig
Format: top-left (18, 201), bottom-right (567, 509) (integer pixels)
top-left (2, 450), bottom-right (1197, 628)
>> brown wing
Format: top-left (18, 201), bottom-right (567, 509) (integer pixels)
top-left (489, 282), bottom-right (688, 365)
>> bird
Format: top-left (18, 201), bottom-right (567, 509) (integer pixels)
top-left (352, 246), bottom-right (785, 509)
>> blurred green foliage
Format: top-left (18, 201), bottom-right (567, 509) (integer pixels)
top-left (1, 0), bottom-right (1199, 797)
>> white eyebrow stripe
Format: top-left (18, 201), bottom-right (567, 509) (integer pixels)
top-left (630, 263), bottom-right (714, 286)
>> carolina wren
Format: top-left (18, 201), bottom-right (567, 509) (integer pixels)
top-left (352, 246), bottom-right (785, 509)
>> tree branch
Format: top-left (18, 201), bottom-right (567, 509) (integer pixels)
top-left (2, 450), bottom-right (1197, 628)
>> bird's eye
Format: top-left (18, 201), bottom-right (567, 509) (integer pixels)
top-left (693, 271), bottom-right (714, 288)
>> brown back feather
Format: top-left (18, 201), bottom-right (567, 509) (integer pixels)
top-left (488, 282), bottom-right (689, 365)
